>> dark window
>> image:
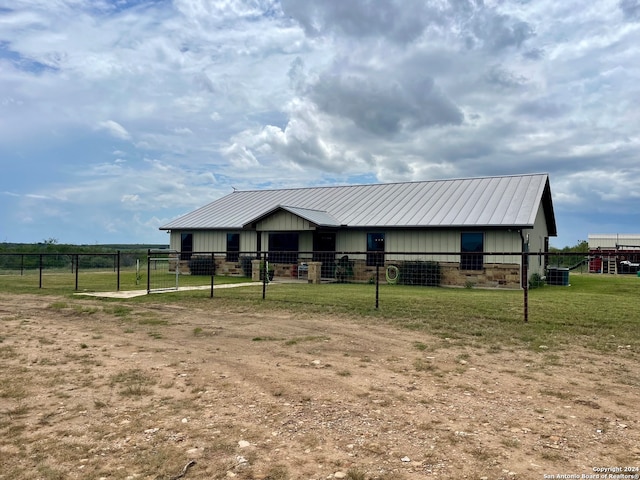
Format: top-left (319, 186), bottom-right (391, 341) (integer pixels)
top-left (180, 233), bottom-right (193, 260)
top-left (461, 232), bottom-right (483, 270)
top-left (268, 233), bottom-right (299, 263)
top-left (313, 232), bottom-right (336, 278)
top-left (227, 233), bottom-right (240, 263)
top-left (367, 232), bottom-right (385, 267)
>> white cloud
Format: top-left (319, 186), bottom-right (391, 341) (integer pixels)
top-left (97, 120), bottom-right (130, 140)
top-left (1, 0), bottom-right (640, 246)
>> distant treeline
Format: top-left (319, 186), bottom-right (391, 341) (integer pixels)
top-left (0, 243), bottom-right (168, 270)
top-left (0, 243), bottom-right (167, 254)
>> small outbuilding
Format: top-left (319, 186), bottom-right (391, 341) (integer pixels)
top-left (160, 173), bottom-right (557, 288)
top-left (588, 234), bottom-right (640, 274)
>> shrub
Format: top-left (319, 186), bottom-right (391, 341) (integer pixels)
top-left (240, 256), bottom-right (254, 277)
top-left (398, 261), bottom-right (441, 286)
top-left (529, 273), bottom-right (545, 289)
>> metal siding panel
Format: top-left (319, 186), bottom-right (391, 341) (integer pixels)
top-left (299, 232), bottom-right (312, 252)
top-left (240, 231), bottom-right (256, 253)
top-left (589, 234), bottom-right (640, 249)
top-left (169, 232), bottom-right (180, 251)
top-left (257, 211), bottom-right (312, 231)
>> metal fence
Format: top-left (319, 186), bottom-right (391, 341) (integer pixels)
top-left (141, 249), bottom-right (619, 321)
top-left (3, 248), bottom-right (634, 323)
top-left (0, 251), bottom-right (145, 291)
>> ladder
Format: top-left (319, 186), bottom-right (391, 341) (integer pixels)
top-left (607, 258), bottom-right (617, 274)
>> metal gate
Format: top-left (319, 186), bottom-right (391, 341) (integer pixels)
top-left (147, 249), bottom-right (179, 293)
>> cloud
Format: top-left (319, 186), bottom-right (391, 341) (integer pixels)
top-left (619, 0), bottom-right (640, 22)
top-left (281, 0), bottom-right (535, 52)
top-left (97, 120), bottom-right (131, 140)
top-left (280, 0), bottom-right (427, 44)
top-left (1, 0), bottom-right (640, 247)
top-left (513, 98), bottom-right (570, 119)
top-left (309, 69), bottom-right (463, 136)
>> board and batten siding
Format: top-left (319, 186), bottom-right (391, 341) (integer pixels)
top-left (335, 229), bottom-right (522, 264)
top-left (525, 203), bottom-right (551, 277)
top-left (256, 211), bottom-right (315, 232)
top-left (170, 230), bottom-right (257, 254)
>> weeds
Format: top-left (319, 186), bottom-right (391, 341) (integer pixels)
top-left (284, 335), bottom-right (330, 346)
top-left (414, 358), bottom-right (436, 373)
top-left (110, 368), bottom-right (155, 396)
top-left (264, 465), bottom-right (289, 480)
top-left (346, 468), bottom-right (367, 480)
top-left (413, 341), bottom-right (428, 351)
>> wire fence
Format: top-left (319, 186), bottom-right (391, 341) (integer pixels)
top-left (143, 249), bottom-right (620, 322)
top-left (1, 249), bottom-right (628, 292)
top-left (2, 249), bottom-right (637, 323)
top-left (0, 251), bottom-right (145, 291)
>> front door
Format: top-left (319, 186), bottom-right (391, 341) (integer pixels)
top-left (313, 232), bottom-right (336, 278)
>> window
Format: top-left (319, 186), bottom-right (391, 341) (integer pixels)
top-left (461, 232), bottom-right (483, 270)
top-left (268, 233), bottom-right (299, 263)
top-left (367, 233), bottom-right (385, 267)
top-left (180, 233), bottom-right (193, 260)
top-left (226, 233), bottom-right (240, 263)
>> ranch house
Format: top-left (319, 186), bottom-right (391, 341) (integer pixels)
top-left (159, 173), bottom-right (557, 288)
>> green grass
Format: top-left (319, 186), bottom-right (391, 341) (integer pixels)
top-left (0, 268), bottom-right (253, 294)
top-left (0, 272), bottom-right (638, 355)
top-left (136, 273), bottom-right (638, 355)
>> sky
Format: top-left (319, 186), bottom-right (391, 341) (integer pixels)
top-left (1, 0), bottom-right (639, 248)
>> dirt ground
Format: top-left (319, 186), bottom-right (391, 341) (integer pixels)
top-left (1, 292), bottom-right (639, 480)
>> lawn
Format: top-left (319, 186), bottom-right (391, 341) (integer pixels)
top-left (0, 270), bottom-right (638, 356)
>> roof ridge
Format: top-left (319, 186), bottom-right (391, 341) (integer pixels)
top-left (232, 173), bottom-right (548, 193)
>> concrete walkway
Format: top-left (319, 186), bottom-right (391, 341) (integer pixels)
top-left (75, 281), bottom-right (265, 299)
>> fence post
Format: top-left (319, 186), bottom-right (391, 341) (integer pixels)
top-left (522, 252), bottom-right (528, 323)
top-left (117, 250), bottom-right (121, 292)
top-left (214, 252), bottom-right (216, 298)
top-left (147, 249), bottom-right (151, 294)
top-left (20, 254), bottom-right (24, 276)
top-left (39, 254), bottom-right (43, 288)
top-left (376, 264), bottom-right (380, 309)
top-left (75, 254), bottom-right (79, 291)
top-left (260, 253), bottom-right (269, 300)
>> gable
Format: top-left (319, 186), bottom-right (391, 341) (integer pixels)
top-left (255, 210), bottom-right (316, 231)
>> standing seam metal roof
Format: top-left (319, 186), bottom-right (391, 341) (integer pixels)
top-left (160, 173), bottom-right (556, 234)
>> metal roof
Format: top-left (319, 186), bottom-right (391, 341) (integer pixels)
top-left (244, 205), bottom-right (343, 228)
top-left (160, 173), bottom-right (557, 235)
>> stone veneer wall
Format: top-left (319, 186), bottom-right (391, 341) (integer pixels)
top-left (347, 259), bottom-right (522, 289)
top-left (177, 257), bottom-right (522, 289)
top-left (439, 262), bottom-right (521, 289)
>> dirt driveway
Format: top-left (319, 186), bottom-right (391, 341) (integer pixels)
top-left (1, 293), bottom-right (639, 480)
